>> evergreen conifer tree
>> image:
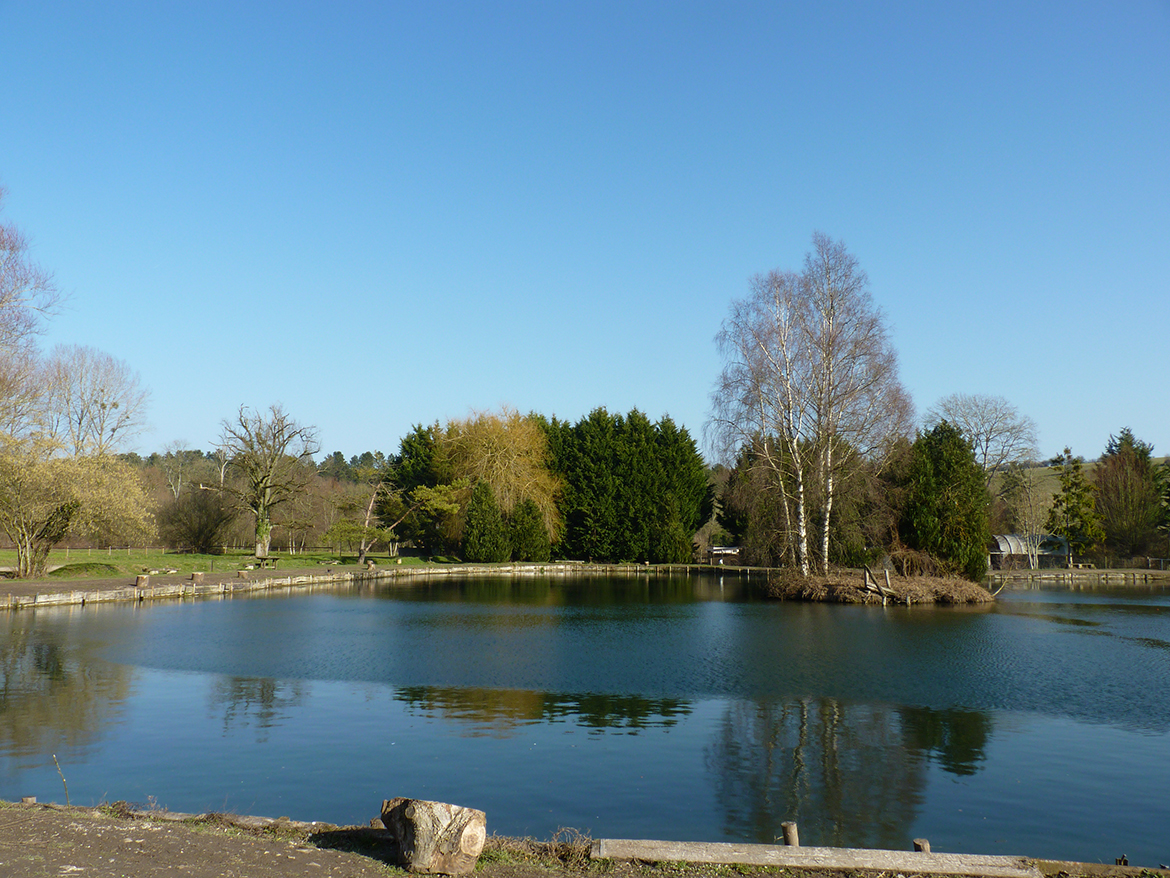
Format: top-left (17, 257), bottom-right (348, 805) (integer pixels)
top-left (509, 498), bottom-right (551, 562)
top-left (899, 421), bottom-right (991, 580)
top-left (1045, 447), bottom-right (1104, 565)
top-left (462, 481), bottom-right (510, 562)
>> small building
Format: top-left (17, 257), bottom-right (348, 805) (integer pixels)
top-left (989, 533), bottom-right (1068, 570)
top-left (707, 545), bottom-right (741, 565)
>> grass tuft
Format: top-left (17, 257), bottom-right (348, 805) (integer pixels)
top-left (48, 563), bottom-right (121, 578)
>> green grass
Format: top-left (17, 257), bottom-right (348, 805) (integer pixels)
top-left (47, 562), bottom-right (122, 578)
top-left (0, 547), bottom-right (437, 582)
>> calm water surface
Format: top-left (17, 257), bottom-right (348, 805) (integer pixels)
top-left (2, 574), bottom-right (1168, 866)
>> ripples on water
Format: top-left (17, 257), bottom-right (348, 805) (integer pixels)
top-left (1, 575), bottom-right (1168, 865)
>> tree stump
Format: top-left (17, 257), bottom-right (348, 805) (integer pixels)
top-left (381, 797), bottom-right (486, 874)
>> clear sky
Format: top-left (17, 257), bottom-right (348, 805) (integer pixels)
top-left (3, 1), bottom-right (1167, 463)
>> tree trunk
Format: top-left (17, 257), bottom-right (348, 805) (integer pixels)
top-left (793, 445), bottom-right (810, 577)
top-left (358, 481), bottom-right (382, 567)
top-left (255, 513), bottom-right (272, 558)
top-left (820, 441), bottom-right (834, 575)
top-left (381, 797), bottom-right (486, 875)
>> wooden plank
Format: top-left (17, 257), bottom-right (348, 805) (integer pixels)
top-left (592, 839), bottom-right (1041, 878)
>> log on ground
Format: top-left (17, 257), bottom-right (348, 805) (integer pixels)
top-left (381, 797), bottom-right (486, 874)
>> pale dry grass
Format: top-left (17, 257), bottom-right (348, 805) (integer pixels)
top-left (763, 569), bottom-right (994, 604)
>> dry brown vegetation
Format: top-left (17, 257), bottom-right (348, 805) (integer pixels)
top-left (762, 568), bottom-right (995, 605)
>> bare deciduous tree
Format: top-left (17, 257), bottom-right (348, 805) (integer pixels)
top-left (0, 189), bottom-right (60, 355)
top-left (711, 233), bottom-right (912, 576)
top-left (712, 269), bottom-right (815, 573)
top-left (40, 344), bottom-right (149, 455)
top-left (1001, 462), bottom-right (1051, 569)
top-left (219, 404), bottom-right (320, 558)
top-left (0, 190), bottom-right (61, 436)
top-left (803, 233), bottom-right (914, 570)
top-left (924, 393), bottom-right (1038, 487)
top-left (159, 441), bottom-right (218, 500)
top-left (0, 350), bottom-right (43, 436)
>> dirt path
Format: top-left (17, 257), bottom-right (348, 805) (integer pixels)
top-left (0, 801), bottom-right (1163, 878)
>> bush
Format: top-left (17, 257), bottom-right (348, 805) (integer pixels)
top-left (157, 490), bottom-right (236, 554)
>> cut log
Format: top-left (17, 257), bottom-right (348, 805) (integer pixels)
top-left (381, 797), bottom-right (486, 875)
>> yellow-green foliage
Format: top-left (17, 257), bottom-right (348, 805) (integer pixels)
top-left (0, 435), bottom-right (155, 577)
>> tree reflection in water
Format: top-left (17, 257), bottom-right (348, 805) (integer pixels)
top-left (394, 685), bottom-right (692, 737)
top-left (208, 676), bottom-right (308, 742)
top-left (0, 623), bottom-right (132, 760)
top-left (707, 697), bottom-right (993, 849)
top-left (898, 706), bottom-right (992, 777)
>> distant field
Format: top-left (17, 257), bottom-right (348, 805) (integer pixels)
top-left (988, 454), bottom-right (1169, 507)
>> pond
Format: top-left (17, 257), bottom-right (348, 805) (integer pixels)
top-left (2, 572), bottom-right (1168, 867)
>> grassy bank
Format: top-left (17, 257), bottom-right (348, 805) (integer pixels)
top-left (0, 547), bottom-right (431, 581)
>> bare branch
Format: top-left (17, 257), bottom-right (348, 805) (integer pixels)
top-left (40, 344), bottom-right (150, 455)
top-left (218, 404), bottom-right (320, 557)
top-left (925, 393), bottom-right (1038, 486)
top-left (0, 189), bottom-right (61, 354)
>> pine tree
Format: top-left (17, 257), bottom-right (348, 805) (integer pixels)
top-left (509, 498), bottom-right (551, 562)
top-left (899, 421), bottom-right (991, 580)
top-left (1045, 448), bottom-right (1103, 564)
top-left (462, 481), bottom-right (510, 563)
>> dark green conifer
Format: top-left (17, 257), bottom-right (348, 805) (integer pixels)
top-left (509, 498), bottom-right (551, 562)
top-left (462, 481), bottom-right (510, 563)
top-left (899, 421), bottom-right (991, 580)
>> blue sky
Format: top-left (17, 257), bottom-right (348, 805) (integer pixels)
top-left (2, 1), bottom-right (1167, 463)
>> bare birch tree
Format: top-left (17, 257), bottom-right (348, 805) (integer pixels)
top-left (924, 393), bottom-right (1037, 487)
top-left (711, 233), bottom-right (912, 575)
top-left (804, 233), bottom-right (913, 572)
top-left (1001, 461), bottom-right (1051, 569)
top-left (712, 269), bottom-right (817, 574)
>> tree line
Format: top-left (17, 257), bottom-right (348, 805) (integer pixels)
top-left (114, 406), bottom-right (712, 568)
top-left (710, 233), bottom-right (1169, 580)
top-left (2, 193), bottom-right (1165, 580)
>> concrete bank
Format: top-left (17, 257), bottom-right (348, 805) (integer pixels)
top-left (0, 562), bottom-right (758, 611)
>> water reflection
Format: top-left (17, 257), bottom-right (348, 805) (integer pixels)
top-left (394, 685), bottom-right (691, 736)
top-left (706, 697), bottom-right (994, 848)
top-left (371, 574), bottom-right (751, 606)
top-left (898, 706), bottom-right (991, 776)
top-left (208, 676), bottom-right (308, 742)
top-left (0, 619), bottom-right (132, 762)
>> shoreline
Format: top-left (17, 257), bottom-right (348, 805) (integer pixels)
top-left (2, 560), bottom-right (1165, 612)
top-left (2, 799), bottom-right (1164, 877)
top-left (0, 561), bottom-right (760, 611)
